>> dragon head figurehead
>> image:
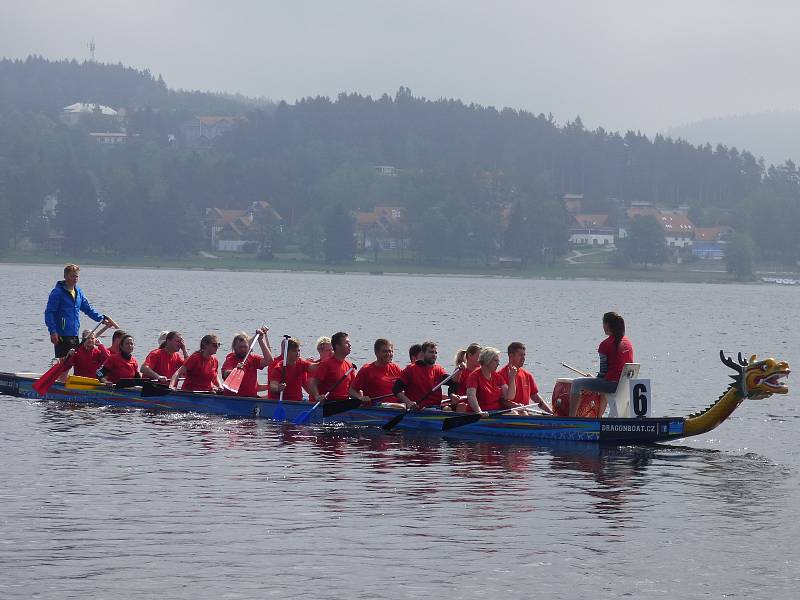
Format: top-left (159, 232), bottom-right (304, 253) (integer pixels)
top-left (720, 351), bottom-right (790, 400)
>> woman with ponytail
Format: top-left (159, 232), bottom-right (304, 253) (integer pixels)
top-left (568, 312), bottom-right (634, 417)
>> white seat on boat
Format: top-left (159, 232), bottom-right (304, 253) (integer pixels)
top-left (605, 363), bottom-right (640, 418)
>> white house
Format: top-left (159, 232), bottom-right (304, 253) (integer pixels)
top-left (61, 103), bottom-right (119, 126)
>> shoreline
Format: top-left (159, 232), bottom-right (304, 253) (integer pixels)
top-left (0, 252), bottom-right (789, 285)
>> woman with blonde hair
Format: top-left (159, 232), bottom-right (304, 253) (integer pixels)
top-left (463, 346), bottom-right (516, 415)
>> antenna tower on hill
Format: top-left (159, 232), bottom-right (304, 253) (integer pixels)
top-left (88, 38), bottom-right (96, 62)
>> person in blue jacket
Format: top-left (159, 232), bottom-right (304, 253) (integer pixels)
top-left (45, 264), bottom-right (118, 360)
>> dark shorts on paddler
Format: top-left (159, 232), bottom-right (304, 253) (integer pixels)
top-left (54, 336), bottom-right (80, 358)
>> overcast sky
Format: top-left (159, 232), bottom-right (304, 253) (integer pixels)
top-left (1, 0), bottom-right (798, 133)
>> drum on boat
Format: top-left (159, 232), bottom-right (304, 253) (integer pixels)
top-left (551, 378), bottom-right (604, 418)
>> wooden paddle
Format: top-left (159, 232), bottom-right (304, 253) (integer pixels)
top-left (222, 331), bottom-right (261, 394)
top-left (381, 368), bottom-right (460, 431)
top-left (272, 335), bottom-right (291, 421)
top-left (322, 393), bottom-right (395, 418)
top-left (33, 322), bottom-right (105, 396)
top-left (293, 365), bottom-right (357, 425)
top-left (561, 362), bottom-right (592, 377)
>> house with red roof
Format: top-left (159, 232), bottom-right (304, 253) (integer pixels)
top-left (204, 201), bottom-right (282, 251)
top-left (354, 206), bottom-right (409, 254)
top-left (569, 213), bottom-right (616, 246)
top-left (692, 226), bottom-right (733, 260)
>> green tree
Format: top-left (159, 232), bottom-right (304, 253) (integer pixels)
top-left (298, 211), bottom-right (325, 261)
top-left (323, 203), bottom-right (355, 264)
top-left (725, 232), bottom-right (756, 280)
top-left (624, 215), bottom-right (666, 269)
top-left (0, 181), bottom-right (11, 253)
top-left (55, 169), bottom-right (101, 253)
top-left (503, 201), bottom-right (528, 260)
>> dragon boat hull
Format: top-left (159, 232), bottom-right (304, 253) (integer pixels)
top-left (0, 371), bottom-right (688, 444)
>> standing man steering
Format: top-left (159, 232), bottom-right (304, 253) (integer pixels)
top-left (45, 264), bottom-right (118, 366)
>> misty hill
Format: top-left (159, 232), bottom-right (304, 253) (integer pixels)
top-left (0, 57), bottom-right (798, 268)
top-left (667, 111), bottom-right (800, 167)
top-left (0, 55), bottom-right (270, 117)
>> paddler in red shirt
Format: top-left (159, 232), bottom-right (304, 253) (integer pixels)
top-left (108, 329), bottom-right (127, 355)
top-left (407, 343), bottom-right (423, 366)
top-left (464, 347), bottom-right (516, 414)
top-left (307, 331), bottom-right (356, 402)
top-left (498, 341), bottom-right (552, 414)
top-left (393, 341), bottom-right (453, 410)
top-left (568, 311), bottom-right (634, 417)
top-left (268, 337), bottom-right (311, 401)
top-left (221, 327), bottom-right (274, 397)
top-left (141, 330), bottom-right (189, 384)
top-left (445, 342), bottom-right (481, 411)
top-left (170, 334), bottom-right (222, 392)
top-left (69, 326), bottom-right (111, 378)
top-left (97, 334), bottom-right (141, 385)
top-left (349, 338), bottom-right (402, 406)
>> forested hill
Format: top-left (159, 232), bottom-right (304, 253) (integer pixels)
top-left (0, 56), bottom-right (798, 267)
top-left (0, 56), bottom-right (266, 117)
top-left (667, 110), bottom-right (800, 168)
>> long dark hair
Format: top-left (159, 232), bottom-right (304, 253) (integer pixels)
top-left (603, 312), bottom-right (625, 348)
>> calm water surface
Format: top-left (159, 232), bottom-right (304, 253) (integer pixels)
top-left (1, 264), bottom-right (798, 599)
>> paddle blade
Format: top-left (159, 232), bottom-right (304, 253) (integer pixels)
top-left (115, 378), bottom-right (142, 389)
top-left (292, 401), bottom-right (320, 425)
top-left (381, 409), bottom-right (409, 431)
top-left (273, 402), bottom-right (286, 421)
top-left (323, 397), bottom-right (362, 418)
top-left (441, 413), bottom-right (482, 431)
top-left (222, 368), bottom-right (245, 394)
top-left (141, 381), bottom-right (171, 398)
top-left (33, 360), bottom-right (68, 396)
top-left (67, 374), bottom-right (101, 387)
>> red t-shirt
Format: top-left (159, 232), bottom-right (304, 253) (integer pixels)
top-left (312, 357), bottom-right (355, 401)
top-left (352, 361), bottom-right (401, 400)
top-left (454, 366), bottom-right (478, 397)
top-left (144, 348), bottom-right (185, 378)
top-left (73, 343), bottom-right (110, 378)
top-left (267, 358), bottom-right (310, 400)
top-left (99, 353), bottom-right (140, 383)
top-left (221, 353), bottom-right (265, 397)
top-left (466, 369), bottom-right (505, 412)
top-left (182, 353), bottom-right (219, 392)
top-left (598, 336), bottom-right (634, 382)
top-left (398, 362), bottom-right (449, 408)
top-left (497, 364), bottom-right (538, 405)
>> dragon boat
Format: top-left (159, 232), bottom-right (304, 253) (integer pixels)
top-left (0, 351), bottom-right (789, 444)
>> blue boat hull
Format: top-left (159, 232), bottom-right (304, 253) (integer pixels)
top-left (0, 372), bottom-right (687, 444)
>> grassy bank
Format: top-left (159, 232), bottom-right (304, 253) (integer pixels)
top-left (0, 250), bottom-right (766, 284)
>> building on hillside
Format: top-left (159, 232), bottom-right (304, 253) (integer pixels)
top-left (61, 102), bottom-right (119, 126)
top-left (692, 226), bottom-right (733, 260)
top-left (373, 165), bottom-right (399, 177)
top-left (89, 132), bottom-right (129, 145)
top-left (568, 214), bottom-right (615, 246)
top-left (181, 116), bottom-right (238, 149)
top-left (562, 194), bottom-right (584, 214)
top-left (204, 201), bottom-right (282, 252)
top-left (658, 211), bottom-right (694, 248)
top-left (354, 206), bottom-right (409, 253)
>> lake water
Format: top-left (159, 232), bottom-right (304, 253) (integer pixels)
top-left (1, 264), bottom-right (798, 599)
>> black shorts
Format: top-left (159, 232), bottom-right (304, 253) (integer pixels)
top-left (54, 336), bottom-right (80, 358)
